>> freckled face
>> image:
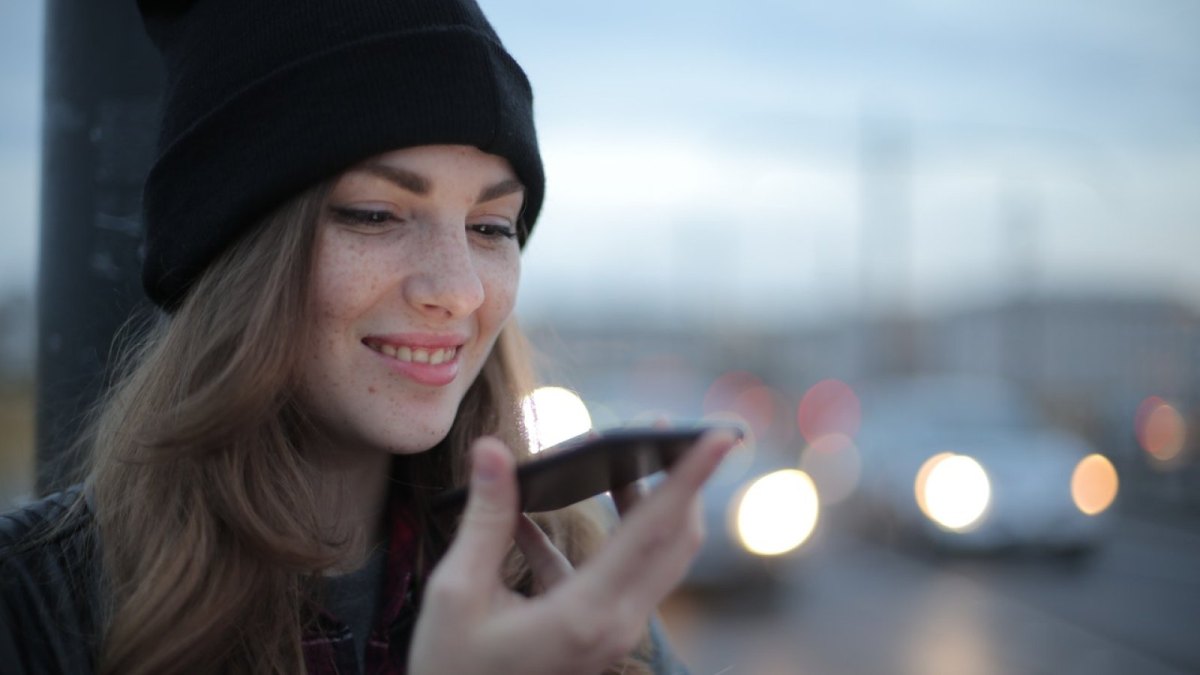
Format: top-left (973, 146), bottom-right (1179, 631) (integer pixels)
top-left (298, 145), bottom-right (523, 455)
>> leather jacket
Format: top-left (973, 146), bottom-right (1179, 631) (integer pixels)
top-left (0, 488), bottom-right (101, 674)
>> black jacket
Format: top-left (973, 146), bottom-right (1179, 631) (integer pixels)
top-left (0, 488), bottom-right (101, 674)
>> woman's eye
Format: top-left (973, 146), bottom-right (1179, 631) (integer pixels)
top-left (329, 206), bottom-right (399, 227)
top-left (470, 223), bottom-right (517, 239)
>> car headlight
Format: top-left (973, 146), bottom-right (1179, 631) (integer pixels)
top-left (1071, 453), bottom-right (1118, 515)
top-left (915, 454), bottom-right (991, 532)
top-left (730, 470), bottom-right (819, 556)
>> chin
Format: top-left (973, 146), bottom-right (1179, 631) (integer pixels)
top-left (304, 415), bottom-right (452, 458)
top-left (371, 421), bottom-right (456, 456)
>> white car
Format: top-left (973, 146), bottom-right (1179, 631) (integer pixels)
top-left (846, 376), bottom-right (1117, 554)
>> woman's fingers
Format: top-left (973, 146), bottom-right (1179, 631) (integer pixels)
top-left (611, 417), bottom-right (679, 518)
top-left (431, 437), bottom-right (519, 601)
top-left (414, 432), bottom-right (735, 675)
top-left (611, 480), bottom-right (644, 519)
top-left (514, 514), bottom-right (573, 592)
top-left (578, 430), bottom-right (735, 601)
top-left (513, 431), bottom-right (735, 666)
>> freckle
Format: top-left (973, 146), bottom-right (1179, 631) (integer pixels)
top-left (368, 386), bottom-right (377, 394)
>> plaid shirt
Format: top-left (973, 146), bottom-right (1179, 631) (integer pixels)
top-left (302, 493), bottom-right (421, 675)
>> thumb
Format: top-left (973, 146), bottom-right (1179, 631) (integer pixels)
top-left (442, 437), bottom-right (520, 581)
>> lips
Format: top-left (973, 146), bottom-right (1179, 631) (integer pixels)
top-left (361, 335), bottom-right (465, 386)
top-left (364, 340), bottom-right (457, 365)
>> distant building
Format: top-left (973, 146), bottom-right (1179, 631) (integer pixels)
top-left (925, 295), bottom-right (1200, 408)
top-left (524, 293), bottom-right (1200, 460)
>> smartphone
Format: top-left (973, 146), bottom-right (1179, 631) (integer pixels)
top-left (431, 422), bottom-right (743, 514)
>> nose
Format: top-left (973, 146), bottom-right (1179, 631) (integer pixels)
top-left (402, 225), bottom-right (485, 319)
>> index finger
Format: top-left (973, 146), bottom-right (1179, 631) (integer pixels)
top-left (573, 430), bottom-right (735, 601)
top-left (611, 480), bottom-right (645, 519)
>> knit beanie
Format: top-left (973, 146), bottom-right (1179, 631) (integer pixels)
top-left (137, 0), bottom-right (544, 310)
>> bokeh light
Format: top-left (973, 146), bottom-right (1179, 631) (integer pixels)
top-left (703, 371), bottom-right (763, 414)
top-left (914, 452), bottom-right (956, 520)
top-left (799, 433), bottom-right (862, 505)
top-left (732, 384), bottom-right (777, 441)
top-left (1135, 396), bottom-right (1187, 463)
top-left (796, 379), bottom-right (861, 444)
top-left (733, 469), bottom-right (819, 556)
top-left (920, 454), bottom-right (991, 532)
top-left (703, 371), bottom-right (781, 441)
top-left (1071, 454), bottom-right (1119, 516)
top-left (521, 386), bottom-right (593, 454)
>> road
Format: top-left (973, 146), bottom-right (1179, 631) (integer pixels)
top-left (660, 514), bottom-right (1200, 675)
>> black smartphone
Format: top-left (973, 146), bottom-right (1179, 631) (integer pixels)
top-left (431, 422), bottom-right (743, 514)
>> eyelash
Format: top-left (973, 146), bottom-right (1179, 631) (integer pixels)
top-left (470, 223), bottom-right (518, 240)
top-left (330, 207), bottom-right (398, 226)
top-left (331, 206), bottom-right (517, 239)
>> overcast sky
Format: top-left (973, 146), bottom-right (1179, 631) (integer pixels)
top-left (2, 0), bottom-right (1198, 326)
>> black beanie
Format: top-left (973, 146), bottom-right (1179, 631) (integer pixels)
top-left (137, 0), bottom-right (544, 310)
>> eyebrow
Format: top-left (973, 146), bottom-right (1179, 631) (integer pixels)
top-left (356, 162), bottom-right (524, 204)
top-left (359, 163), bottom-right (430, 195)
top-left (477, 178), bottom-right (524, 203)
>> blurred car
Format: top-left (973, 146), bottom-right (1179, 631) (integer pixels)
top-left (682, 440), bottom-right (819, 589)
top-left (846, 376), bottom-right (1117, 554)
top-left (584, 436), bottom-right (817, 591)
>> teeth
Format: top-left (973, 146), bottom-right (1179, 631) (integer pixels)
top-left (368, 341), bottom-right (456, 364)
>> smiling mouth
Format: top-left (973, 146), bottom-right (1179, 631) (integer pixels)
top-left (362, 339), bottom-right (459, 365)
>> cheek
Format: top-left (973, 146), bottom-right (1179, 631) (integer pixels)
top-left (300, 243), bottom-right (377, 428)
top-left (311, 237), bottom-right (385, 321)
top-left (481, 255), bottom-right (520, 323)
top-left (302, 237), bottom-right (386, 395)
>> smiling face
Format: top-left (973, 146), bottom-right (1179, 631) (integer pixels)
top-left (297, 145), bottom-right (524, 456)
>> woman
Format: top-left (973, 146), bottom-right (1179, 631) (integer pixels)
top-left (0, 1), bottom-right (734, 674)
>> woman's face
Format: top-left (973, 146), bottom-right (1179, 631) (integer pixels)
top-left (298, 145), bottom-right (523, 455)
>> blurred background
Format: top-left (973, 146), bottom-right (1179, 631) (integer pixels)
top-left (2, 1), bottom-right (1198, 673)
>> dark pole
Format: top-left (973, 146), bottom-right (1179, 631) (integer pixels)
top-left (36, 0), bottom-right (162, 495)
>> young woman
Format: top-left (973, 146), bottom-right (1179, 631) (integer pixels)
top-left (0, 1), bottom-right (734, 674)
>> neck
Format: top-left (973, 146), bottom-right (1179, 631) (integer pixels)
top-left (311, 444), bottom-right (393, 574)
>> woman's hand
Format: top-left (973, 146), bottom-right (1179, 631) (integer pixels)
top-left (407, 431), bottom-right (735, 675)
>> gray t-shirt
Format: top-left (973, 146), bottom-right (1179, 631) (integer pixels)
top-left (324, 545), bottom-right (388, 674)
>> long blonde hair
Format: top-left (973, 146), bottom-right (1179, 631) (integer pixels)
top-left (85, 184), bottom-right (651, 674)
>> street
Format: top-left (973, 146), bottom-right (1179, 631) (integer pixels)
top-left (661, 514), bottom-right (1200, 675)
